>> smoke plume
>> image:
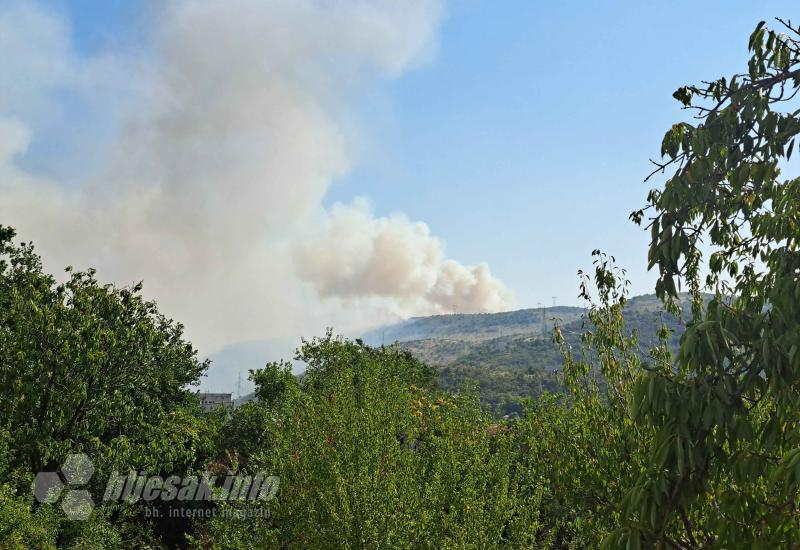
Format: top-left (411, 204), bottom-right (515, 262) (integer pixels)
top-left (0, 0), bottom-right (512, 355)
top-left (294, 199), bottom-right (511, 314)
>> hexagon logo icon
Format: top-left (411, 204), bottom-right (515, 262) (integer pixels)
top-left (31, 453), bottom-right (96, 521)
top-left (61, 489), bottom-right (94, 521)
top-left (61, 453), bottom-right (94, 485)
top-left (32, 472), bottom-right (64, 504)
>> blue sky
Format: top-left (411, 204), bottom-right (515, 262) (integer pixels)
top-left (328, 0), bottom-right (797, 307)
top-left (14, 0), bottom-right (800, 312)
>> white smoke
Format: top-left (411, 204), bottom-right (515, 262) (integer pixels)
top-left (0, 0), bottom-right (512, 355)
top-left (294, 199), bottom-right (511, 314)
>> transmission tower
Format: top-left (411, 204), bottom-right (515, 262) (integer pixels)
top-left (236, 371), bottom-right (242, 400)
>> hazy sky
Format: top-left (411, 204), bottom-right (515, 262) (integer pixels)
top-left (2, 0), bottom-right (797, 360)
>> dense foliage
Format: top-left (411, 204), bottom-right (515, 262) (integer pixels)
top-left (620, 18), bottom-right (800, 548)
top-left (0, 18), bottom-right (798, 549)
top-left (195, 336), bottom-right (547, 548)
top-left (433, 294), bottom-right (694, 415)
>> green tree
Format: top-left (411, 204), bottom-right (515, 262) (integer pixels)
top-left (194, 334), bottom-right (547, 549)
top-left (617, 19), bottom-right (800, 548)
top-left (507, 251), bottom-right (671, 547)
top-left (0, 226), bottom-right (211, 547)
top-left (0, 483), bottom-right (58, 550)
top-left (214, 361), bottom-right (299, 467)
top-left (0, 226), bottom-right (207, 474)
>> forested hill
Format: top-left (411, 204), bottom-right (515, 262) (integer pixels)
top-left (361, 294), bottom-right (697, 414)
top-left (363, 294), bottom-right (692, 364)
top-left (234, 294), bottom-right (697, 411)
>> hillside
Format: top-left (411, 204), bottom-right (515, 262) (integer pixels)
top-left (362, 294), bottom-right (697, 414)
top-left (233, 295), bottom-right (698, 412)
top-left (362, 306), bottom-right (585, 346)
